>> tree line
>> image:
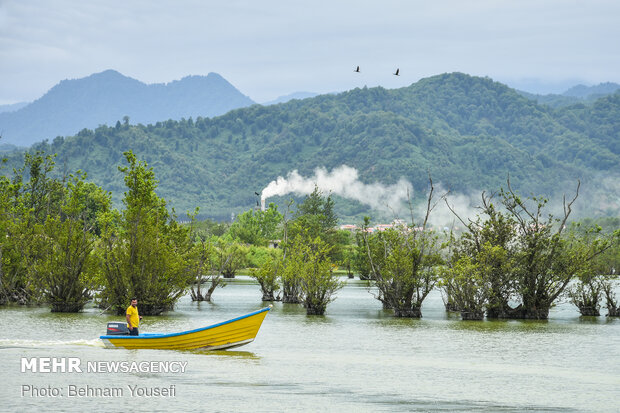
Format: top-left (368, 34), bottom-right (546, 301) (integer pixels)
top-left (1, 152), bottom-right (618, 318)
top-left (0, 151), bottom-right (344, 316)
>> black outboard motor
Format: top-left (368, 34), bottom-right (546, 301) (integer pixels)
top-left (106, 322), bottom-right (129, 336)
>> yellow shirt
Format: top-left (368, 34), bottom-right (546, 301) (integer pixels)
top-left (126, 305), bottom-right (140, 328)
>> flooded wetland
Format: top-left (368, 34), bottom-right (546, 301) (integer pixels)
top-left (1, 278), bottom-right (619, 412)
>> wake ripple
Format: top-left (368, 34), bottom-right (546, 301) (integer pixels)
top-left (0, 338), bottom-right (104, 349)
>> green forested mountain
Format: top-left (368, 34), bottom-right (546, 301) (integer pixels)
top-left (2, 73), bottom-right (619, 221)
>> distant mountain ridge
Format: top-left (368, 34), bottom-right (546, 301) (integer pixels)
top-left (518, 82), bottom-right (620, 108)
top-left (0, 102), bottom-right (28, 114)
top-left (563, 82), bottom-right (620, 98)
top-left (262, 91), bottom-right (319, 105)
top-left (0, 70), bottom-right (255, 146)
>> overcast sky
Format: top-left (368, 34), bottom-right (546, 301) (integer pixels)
top-left (1, 0), bottom-right (619, 105)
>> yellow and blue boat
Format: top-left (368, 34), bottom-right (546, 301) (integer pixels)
top-left (100, 306), bottom-right (271, 350)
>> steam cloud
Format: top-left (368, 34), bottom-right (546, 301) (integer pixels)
top-left (261, 166), bottom-right (413, 214)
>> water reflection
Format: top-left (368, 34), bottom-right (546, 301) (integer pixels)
top-left (442, 318), bottom-right (589, 336)
top-left (445, 311), bottom-right (462, 320)
top-left (576, 315), bottom-right (610, 324)
top-left (189, 300), bottom-right (219, 311)
top-left (278, 302), bottom-right (307, 316)
top-left (373, 317), bottom-right (427, 329)
top-left (302, 314), bottom-right (333, 324)
top-left (187, 349), bottom-right (260, 360)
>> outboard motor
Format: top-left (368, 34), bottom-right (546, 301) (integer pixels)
top-left (106, 322), bottom-right (129, 336)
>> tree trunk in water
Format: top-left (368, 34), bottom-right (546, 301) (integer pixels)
top-left (306, 304), bottom-right (326, 315)
top-left (461, 309), bottom-right (484, 320)
top-left (281, 280), bottom-right (300, 303)
top-left (607, 306), bottom-right (620, 317)
top-left (138, 303), bottom-right (168, 315)
top-left (444, 300), bottom-right (459, 312)
top-left (261, 291), bottom-right (277, 301)
top-left (486, 304), bottom-right (514, 319)
top-left (191, 292), bottom-right (211, 302)
top-left (257, 280), bottom-right (279, 302)
top-left (51, 302), bottom-right (84, 313)
top-left (393, 307), bottom-right (422, 318)
top-left (190, 288), bottom-right (212, 302)
top-left (577, 305), bottom-right (600, 316)
top-left (375, 292), bottom-right (392, 309)
top-left (222, 269), bottom-right (235, 279)
top-left (515, 306), bottom-right (550, 320)
top-left (282, 293), bottom-right (300, 304)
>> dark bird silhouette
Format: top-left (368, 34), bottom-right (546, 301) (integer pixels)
top-left (354, 66), bottom-right (360, 73)
top-left (393, 68), bottom-right (400, 76)
top-left (254, 192), bottom-right (260, 196)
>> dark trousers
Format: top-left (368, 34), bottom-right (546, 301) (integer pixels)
top-left (129, 327), bottom-right (139, 336)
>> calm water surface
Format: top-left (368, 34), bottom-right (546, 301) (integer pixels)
top-left (0, 277), bottom-right (619, 412)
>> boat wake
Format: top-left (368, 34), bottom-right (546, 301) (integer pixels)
top-left (0, 338), bottom-right (104, 349)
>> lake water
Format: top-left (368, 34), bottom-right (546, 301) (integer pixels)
top-left (1, 277), bottom-right (619, 412)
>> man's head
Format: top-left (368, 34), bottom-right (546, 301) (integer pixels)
top-left (131, 298), bottom-right (137, 307)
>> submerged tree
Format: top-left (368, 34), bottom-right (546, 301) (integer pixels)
top-left (187, 235), bottom-right (225, 302)
top-left (280, 246), bottom-right (302, 304)
top-left (502, 182), bottom-right (618, 319)
top-left (569, 275), bottom-right (604, 316)
top-left (602, 276), bottom-right (620, 317)
top-left (362, 179), bottom-right (444, 318)
top-left (33, 174), bottom-right (110, 312)
top-left (286, 233), bottom-right (343, 315)
top-left (216, 238), bottom-right (247, 279)
top-left (441, 243), bottom-right (510, 320)
top-left (249, 250), bottom-right (282, 301)
top-left (444, 192), bottom-right (516, 319)
top-left (568, 224), bottom-right (620, 316)
top-left (0, 152), bottom-right (65, 305)
top-left (446, 180), bottom-right (618, 320)
top-left (98, 151), bottom-right (192, 315)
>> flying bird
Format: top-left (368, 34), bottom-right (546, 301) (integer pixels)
top-left (254, 192), bottom-right (260, 196)
top-left (354, 66), bottom-right (360, 73)
top-left (393, 68), bottom-right (400, 76)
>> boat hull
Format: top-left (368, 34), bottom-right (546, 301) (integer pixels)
top-left (100, 306), bottom-right (271, 350)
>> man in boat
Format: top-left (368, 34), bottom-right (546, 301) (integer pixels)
top-left (126, 298), bottom-right (142, 336)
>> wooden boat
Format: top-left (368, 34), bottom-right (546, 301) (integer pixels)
top-left (100, 306), bottom-right (271, 350)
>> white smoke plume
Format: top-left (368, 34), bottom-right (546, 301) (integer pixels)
top-left (261, 165), bottom-right (413, 214)
top-left (424, 187), bottom-right (482, 230)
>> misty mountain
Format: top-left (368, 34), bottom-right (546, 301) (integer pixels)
top-left (0, 144), bottom-right (20, 153)
top-left (563, 82), bottom-right (620, 98)
top-left (518, 82), bottom-right (620, 108)
top-left (0, 70), bottom-right (255, 147)
top-left (3, 72), bottom-right (619, 221)
top-left (0, 102), bottom-right (28, 114)
top-left (262, 92), bottom-right (320, 105)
